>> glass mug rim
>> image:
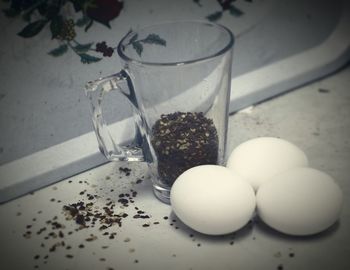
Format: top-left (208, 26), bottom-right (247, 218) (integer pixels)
top-left (116, 20), bottom-right (235, 67)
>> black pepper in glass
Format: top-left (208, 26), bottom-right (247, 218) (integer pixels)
top-left (151, 112), bottom-right (218, 185)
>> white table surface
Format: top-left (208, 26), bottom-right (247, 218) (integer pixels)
top-left (0, 66), bottom-right (349, 270)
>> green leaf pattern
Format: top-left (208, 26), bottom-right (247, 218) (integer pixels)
top-left (73, 42), bottom-right (94, 53)
top-left (229, 5), bottom-right (244, 16)
top-left (206, 11), bottom-right (223, 22)
top-left (205, 0), bottom-right (250, 21)
top-left (79, 53), bottom-right (102, 64)
top-left (129, 34), bottom-right (167, 57)
top-left (132, 42), bottom-right (143, 57)
top-left (129, 33), bottom-right (138, 44)
top-left (17, 20), bottom-right (48, 38)
top-left (48, 44), bottom-right (68, 57)
top-left (142, 34), bottom-right (166, 46)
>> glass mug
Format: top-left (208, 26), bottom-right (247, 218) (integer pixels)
top-left (85, 21), bottom-right (234, 203)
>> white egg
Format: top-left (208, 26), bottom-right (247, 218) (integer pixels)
top-left (170, 165), bottom-right (256, 235)
top-left (256, 167), bottom-right (343, 236)
top-left (227, 137), bottom-right (308, 191)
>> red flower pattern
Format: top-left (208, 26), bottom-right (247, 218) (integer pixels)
top-left (87, 0), bottom-right (124, 27)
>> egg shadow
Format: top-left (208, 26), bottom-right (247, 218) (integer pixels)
top-left (167, 210), bottom-right (255, 244)
top-left (253, 215), bottom-right (341, 242)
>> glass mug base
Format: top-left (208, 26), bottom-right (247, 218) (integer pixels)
top-left (152, 184), bottom-right (171, 204)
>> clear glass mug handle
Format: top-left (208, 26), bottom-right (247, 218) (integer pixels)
top-left (84, 70), bottom-right (146, 162)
